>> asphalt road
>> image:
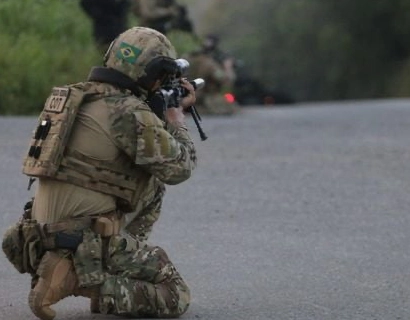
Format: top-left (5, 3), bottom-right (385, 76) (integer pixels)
top-left (1, 99), bottom-right (410, 320)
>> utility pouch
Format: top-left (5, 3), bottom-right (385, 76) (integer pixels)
top-left (72, 228), bottom-right (105, 287)
top-left (54, 231), bottom-right (83, 251)
top-left (2, 219), bottom-right (45, 275)
top-left (93, 215), bottom-right (121, 237)
top-left (2, 223), bottom-right (25, 273)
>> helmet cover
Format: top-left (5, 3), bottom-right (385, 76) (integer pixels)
top-left (104, 27), bottom-right (177, 82)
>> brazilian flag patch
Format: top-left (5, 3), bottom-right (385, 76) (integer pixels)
top-left (116, 42), bottom-right (142, 64)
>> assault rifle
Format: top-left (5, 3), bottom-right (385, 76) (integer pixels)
top-left (88, 58), bottom-right (207, 140)
top-left (150, 58), bottom-right (208, 141)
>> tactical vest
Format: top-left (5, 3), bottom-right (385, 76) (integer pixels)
top-left (22, 82), bottom-right (155, 213)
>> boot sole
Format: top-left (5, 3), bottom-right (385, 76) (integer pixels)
top-left (28, 252), bottom-right (62, 320)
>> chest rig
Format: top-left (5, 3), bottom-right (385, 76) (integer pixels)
top-left (23, 85), bottom-right (86, 178)
top-left (22, 83), bottom-right (157, 213)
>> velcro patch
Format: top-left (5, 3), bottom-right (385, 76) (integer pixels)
top-left (44, 87), bottom-right (70, 113)
top-left (116, 42), bottom-right (142, 64)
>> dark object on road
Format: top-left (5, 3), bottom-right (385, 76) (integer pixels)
top-left (233, 63), bottom-right (295, 106)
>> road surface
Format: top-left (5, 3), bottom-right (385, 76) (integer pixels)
top-left (1, 99), bottom-right (410, 320)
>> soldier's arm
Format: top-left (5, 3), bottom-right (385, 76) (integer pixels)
top-left (110, 103), bottom-right (196, 185)
top-left (139, 0), bottom-right (178, 20)
top-left (136, 107), bottom-right (197, 184)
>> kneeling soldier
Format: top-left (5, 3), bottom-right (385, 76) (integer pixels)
top-left (3, 26), bottom-right (197, 320)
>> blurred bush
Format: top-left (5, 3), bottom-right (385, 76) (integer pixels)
top-left (0, 0), bottom-right (101, 114)
top-left (167, 30), bottom-right (200, 56)
top-left (3, 0), bottom-right (409, 111)
top-left (0, 0), bottom-right (198, 115)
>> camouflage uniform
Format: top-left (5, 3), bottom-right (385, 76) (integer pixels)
top-left (186, 52), bottom-right (238, 115)
top-left (123, 183), bottom-right (165, 242)
top-left (3, 27), bottom-right (196, 319)
top-left (99, 234), bottom-right (190, 316)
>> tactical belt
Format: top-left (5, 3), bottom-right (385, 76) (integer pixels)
top-left (39, 211), bottom-right (120, 251)
top-left (38, 217), bottom-right (89, 251)
top-left (42, 216), bottom-right (93, 234)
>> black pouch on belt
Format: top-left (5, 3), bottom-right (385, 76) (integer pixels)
top-left (54, 231), bottom-right (83, 251)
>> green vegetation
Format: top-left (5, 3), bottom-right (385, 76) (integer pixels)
top-left (2, 0), bottom-right (409, 113)
top-left (0, 0), bottom-right (198, 115)
top-left (0, 0), bottom-right (101, 114)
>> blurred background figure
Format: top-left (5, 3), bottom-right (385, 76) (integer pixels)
top-left (80, 0), bottom-right (130, 53)
top-left (131, 0), bottom-right (194, 35)
top-left (184, 34), bottom-right (239, 115)
top-left (200, 34), bottom-right (237, 91)
top-left (3, 0), bottom-right (409, 114)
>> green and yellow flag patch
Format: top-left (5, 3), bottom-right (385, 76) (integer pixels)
top-left (116, 42), bottom-right (142, 64)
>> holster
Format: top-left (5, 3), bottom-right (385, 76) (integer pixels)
top-left (92, 212), bottom-right (121, 237)
top-left (72, 211), bottom-right (122, 288)
top-left (2, 210), bottom-right (121, 285)
top-left (2, 216), bottom-right (92, 275)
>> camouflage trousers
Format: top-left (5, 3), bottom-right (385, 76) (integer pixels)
top-left (123, 183), bottom-right (165, 242)
top-left (99, 234), bottom-right (190, 317)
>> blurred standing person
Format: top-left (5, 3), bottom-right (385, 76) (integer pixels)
top-left (132, 0), bottom-right (194, 35)
top-left (185, 51), bottom-right (238, 115)
top-left (184, 34), bottom-right (238, 115)
top-left (80, 0), bottom-right (129, 53)
top-left (200, 34), bottom-right (236, 91)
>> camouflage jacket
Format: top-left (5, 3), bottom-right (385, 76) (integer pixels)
top-left (23, 81), bottom-right (197, 214)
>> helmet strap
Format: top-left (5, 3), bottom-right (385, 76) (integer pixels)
top-left (87, 67), bottom-right (141, 96)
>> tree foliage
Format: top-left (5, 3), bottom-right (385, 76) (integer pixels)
top-left (0, 0), bottom-right (101, 114)
top-left (0, 0), bottom-right (198, 114)
top-left (1, 0), bottom-right (410, 113)
top-left (202, 0), bottom-right (410, 102)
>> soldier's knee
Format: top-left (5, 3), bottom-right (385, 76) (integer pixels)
top-left (176, 283), bottom-right (190, 316)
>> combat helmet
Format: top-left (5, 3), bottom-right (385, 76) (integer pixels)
top-left (104, 27), bottom-right (177, 84)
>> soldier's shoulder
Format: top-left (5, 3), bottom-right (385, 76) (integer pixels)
top-left (107, 94), bottom-right (146, 120)
top-left (108, 95), bottom-right (163, 129)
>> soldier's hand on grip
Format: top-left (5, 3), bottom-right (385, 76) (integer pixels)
top-left (179, 78), bottom-right (196, 109)
top-left (165, 106), bottom-right (185, 127)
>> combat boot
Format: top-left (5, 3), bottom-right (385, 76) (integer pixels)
top-left (28, 251), bottom-right (78, 320)
top-left (28, 250), bottom-right (100, 320)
